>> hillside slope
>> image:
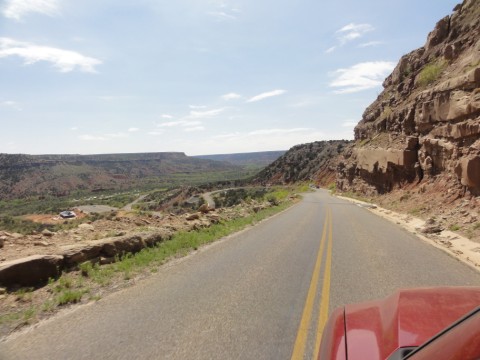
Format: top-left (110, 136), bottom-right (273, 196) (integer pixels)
top-left (0, 152), bottom-right (240, 200)
top-left (252, 141), bottom-right (351, 186)
top-left (194, 151), bottom-right (285, 168)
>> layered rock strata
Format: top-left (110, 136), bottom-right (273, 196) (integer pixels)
top-left (337, 0), bottom-right (480, 196)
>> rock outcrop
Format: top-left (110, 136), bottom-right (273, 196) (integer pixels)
top-left (0, 255), bottom-right (63, 287)
top-left (337, 0), bottom-right (480, 196)
top-left (253, 140), bottom-right (352, 186)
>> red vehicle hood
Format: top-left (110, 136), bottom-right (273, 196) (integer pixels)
top-left (343, 287), bottom-right (480, 360)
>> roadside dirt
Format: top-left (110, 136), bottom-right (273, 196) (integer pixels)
top-left (22, 211), bottom-right (88, 224)
top-left (0, 200), bottom-right (272, 264)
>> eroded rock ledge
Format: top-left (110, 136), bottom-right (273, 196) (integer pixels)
top-left (338, 0), bottom-right (480, 197)
top-left (0, 231), bottom-right (171, 287)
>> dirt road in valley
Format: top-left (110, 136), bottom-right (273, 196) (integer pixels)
top-left (2, 190), bottom-right (479, 359)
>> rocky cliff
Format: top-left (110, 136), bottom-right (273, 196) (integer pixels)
top-left (337, 0), bottom-right (480, 198)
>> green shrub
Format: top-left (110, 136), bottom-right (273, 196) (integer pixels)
top-left (449, 224), bottom-right (460, 231)
top-left (56, 289), bottom-right (86, 305)
top-left (327, 183), bottom-right (336, 193)
top-left (418, 60), bottom-right (446, 87)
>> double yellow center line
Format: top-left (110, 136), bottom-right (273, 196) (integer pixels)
top-left (291, 208), bottom-right (333, 360)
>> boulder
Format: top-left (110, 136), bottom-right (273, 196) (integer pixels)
top-left (186, 213), bottom-right (200, 221)
top-left (455, 156), bottom-right (480, 194)
top-left (421, 224), bottom-right (444, 234)
top-left (198, 204), bottom-right (210, 214)
top-left (42, 229), bottom-right (54, 237)
top-left (0, 255), bottom-right (64, 287)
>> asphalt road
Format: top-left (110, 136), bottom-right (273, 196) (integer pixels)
top-left (2, 190), bottom-right (479, 359)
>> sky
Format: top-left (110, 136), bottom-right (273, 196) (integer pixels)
top-left (0, 0), bottom-right (459, 156)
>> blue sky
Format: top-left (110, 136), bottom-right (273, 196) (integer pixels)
top-left (0, 0), bottom-right (458, 155)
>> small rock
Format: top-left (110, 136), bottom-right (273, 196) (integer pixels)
top-left (42, 229), bottom-right (54, 237)
top-left (425, 217), bottom-right (436, 225)
top-left (79, 224), bottom-right (95, 231)
top-left (186, 213), bottom-right (200, 221)
top-left (0, 237), bottom-right (5, 248)
top-left (115, 231), bottom-right (126, 237)
top-left (198, 204), bottom-right (210, 214)
top-left (100, 257), bottom-right (115, 265)
top-left (0, 287), bottom-right (6, 295)
top-left (421, 225), bottom-right (443, 234)
top-left (34, 241), bottom-right (50, 247)
top-left (0, 295), bottom-right (5, 300)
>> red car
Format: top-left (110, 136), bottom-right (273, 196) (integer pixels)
top-left (318, 287), bottom-right (480, 360)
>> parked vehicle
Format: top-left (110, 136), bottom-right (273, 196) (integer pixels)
top-left (59, 211), bottom-right (76, 219)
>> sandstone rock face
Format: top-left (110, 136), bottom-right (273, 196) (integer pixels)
top-left (61, 231), bottom-right (171, 268)
top-left (338, 0), bottom-right (480, 196)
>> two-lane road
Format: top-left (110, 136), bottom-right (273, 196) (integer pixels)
top-left (2, 190), bottom-right (479, 359)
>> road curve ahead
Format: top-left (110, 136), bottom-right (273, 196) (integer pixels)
top-left (2, 190), bottom-right (479, 359)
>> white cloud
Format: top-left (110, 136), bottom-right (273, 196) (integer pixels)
top-left (185, 126), bottom-right (205, 132)
top-left (188, 108), bottom-right (224, 119)
top-left (0, 37), bottom-right (101, 73)
top-left (247, 89), bottom-right (287, 103)
top-left (158, 120), bottom-right (202, 128)
top-left (70, 126), bottom-right (78, 131)
top-left (189, 105), bottom-right (207, 109)
top-left (128, 127), bottom-right (139, 132)
top-left (208, 11), bottom-right (236, 20)
top-left (326, 23), bottom-right (374, 53)
top-left (337, 23), bottom-right (374, 44)
top-left (329, 61), bottom-right (395, 94)
top-left (2, 0), bottom-right (59, 21)
top-left (161, 114), bottom-right (174, 119)
top-left (79, 135), bottom-right (107, 141)
top-left (207, 1), bottom-right (240, 21)
top-left (358, 41), bottom-right (384, 48)
top-left (221, 92), bottom-right (242, 101)
top-left (0, 100), bottom-right (21, 110)
top-left (105, 132), bottom-right (128, 139)
top-left (325, 46), bottom-right (337, 54)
